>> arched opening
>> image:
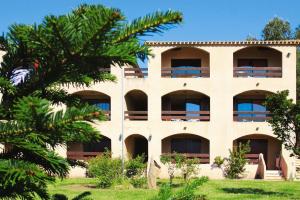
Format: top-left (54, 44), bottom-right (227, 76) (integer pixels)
top-left (162, 134), bottom-right (210, 163)
top-left (233, 90), bottom-right (273, 122)
top-left (73, 90), bottom-right (111, 120)
top-left (125, 134), bottom-right (148, 162)
top-left (67, 135), bottom-right (111, 160)
top-left (161, 47), bottom-right (210, 78)
top-left (233, 46), bottom-right (282, 78)
top-left (162, 90), bottom-right (210, 121)
top-left (125, 90), bottom-right (148, 120)
top-left (233, 134), bottom-right (281, 170)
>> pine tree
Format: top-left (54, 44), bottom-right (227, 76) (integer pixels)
top-left (0, 4), bottom-right (182, 199)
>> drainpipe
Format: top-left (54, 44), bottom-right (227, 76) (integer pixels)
top-left (121, 67), bottom-right (125, 175)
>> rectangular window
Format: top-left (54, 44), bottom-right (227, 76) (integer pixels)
top-left (238, 59), bottom-right (268, 77)
top-left (86, 99), bottom-right (110, 111)
top-left (236, 100), bottom-right (266, 121)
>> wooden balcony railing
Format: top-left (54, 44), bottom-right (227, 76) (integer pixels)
top-left (233, 111), bottom-right (271, 122)
top-left (124, 68), bottom-right (148, 78)
top-left (233, 67), bottom-right (282, 78)
top-left (99, 68), bottom-right (111, 73)
top-left (103, 111), bottom-right (111, 120)
top-left (161, 67), bottom-right (209, 78)
top-left (67, 151), bottom-right (103, 160)
top-left (245, 154), bottom-right (259, 164)
top-left (162, 111), bottom-right (210, 121)
top-left (124, 111), bottom-right (148, 120)
top-left (162, 153), bottom-right (210, 164)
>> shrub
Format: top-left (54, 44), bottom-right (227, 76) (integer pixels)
top-left (151, 176), bottom-right (208, 200)
top-left (178, 157), bottom-right (200, 181)
top-left (160, 153), bottom-right (184, 184)
top-left (87, 152), bottom-right (122, 188)
top-left (130, 177), bottom-right (147, 188)
top-left (214, 156), bottom-right (225, 168)
top-left (125, 154), bottom-right (146, 178)
top-left (224, 141), bottom-right (250, 179)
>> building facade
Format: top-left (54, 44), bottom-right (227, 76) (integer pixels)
top-left (60, 40), bottom-right (299, 179)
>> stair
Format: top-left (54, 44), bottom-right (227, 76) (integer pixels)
top-left (264, 170), bottom-right (284, 180)
top-left (296, 159), bottom-right (300, 180)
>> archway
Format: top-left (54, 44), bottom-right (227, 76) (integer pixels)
top-left (125, 134), bottom-right (148, 161)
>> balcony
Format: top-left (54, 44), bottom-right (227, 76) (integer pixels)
top-left (233, 90), bottom-right (272, 122)
top-left (124, 68), bottom-right (148, 78)
top-left (67, 136), bottom-right (111, 161)
top-left (161, 47), bottom-right (210, 78)
top-left (162, 90), bottom-right (210, 121)
top-left (162, 134), bottom-right (210, 164)
top-left (73, 90), bottom-right (111, 120)
top-left (233, 47), bottom-right (282, 78)
top-left (125, 90), bottom-right (148, 121)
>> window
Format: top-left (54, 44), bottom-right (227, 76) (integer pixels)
top-left (83, 138), bottom-right (111, 152)
top-left (85, 99), bottom-right (110, 111)
top-left (171, 59), bottom-right (201, 77)
top-left (171, 138), bottom-right (201, 154)
top-left (236, 100), bottom-right (266, 121)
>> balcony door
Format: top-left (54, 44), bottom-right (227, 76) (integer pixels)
top-left (171, 59), bottom-right (201, 77)
top-left (236, 100), bottom-right (266, 121)
top-left (238, 59), bottom-right (268, 77)
top-left (171, 138), bottom-right (201, 154)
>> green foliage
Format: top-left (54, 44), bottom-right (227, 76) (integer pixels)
top-left (177, 157), bottom-right (200, 181)
top-left (224, 142), bottom-right (250, 179)
top-left (160, 153), bottom-right (185, 184)
top-left (125, 154), bottom-right (147, 178)
top-left (151, 177), bottom-right (208, 200)
top-left (130, 177), bottom-right (147, 188)
top-left (87, 152), bottom-right (122, 188)
top-left (262, 17), bottom-right (292, 40)
top-left (214, 156), bottom-right (225, 168)
top-left (265, 90), bottom-right (300, 157)
top-left (0, 3), bottom-right (182, 198)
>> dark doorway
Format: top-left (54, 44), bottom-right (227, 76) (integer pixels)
top-left (133, 137), bottom-right (148, 162)
top-left (171, 138), bottom-right (201, 154)
top-left (239, 139), bottom-right (268, 168)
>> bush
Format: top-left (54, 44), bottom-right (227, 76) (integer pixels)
top-left (178, 158), bottom-right (200, 181)
top-left (125, 154), bottom-right (146, 178)
top-left (160, 153), bottom-right (184, 184)
top-left (87, 152), bottom-right (122, 188)
top-left (224, 141), bottom-right (250, 179)
top-left (130, 177), bottom-right (147, 188)
top-left (151, 176), bottom-right (208, 200)
top-left (214, 156), bottom-right (225, 168)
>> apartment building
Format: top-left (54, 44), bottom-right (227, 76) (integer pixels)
top-left (63, 40), bottom-right (300, 180)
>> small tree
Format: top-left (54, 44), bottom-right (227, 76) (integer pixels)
top-left (265, 90), bottom-right (300, 157)
top-left (160, 153), bottom-right (184, 184)
top-left (262, 17), bottom-right (292, 40)
top-left (177, 157), bottom-right (200, 181)
top-left (224, 141), bottom-right (250, 179)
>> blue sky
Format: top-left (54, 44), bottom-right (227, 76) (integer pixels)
top-left (0, 0), bottom-right (299, 41)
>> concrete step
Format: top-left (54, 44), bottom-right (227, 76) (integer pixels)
top-left (265, 170), bottom-right (284, 180)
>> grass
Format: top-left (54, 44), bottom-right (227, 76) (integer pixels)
top-left (47, 178), bottom-right (300, 200)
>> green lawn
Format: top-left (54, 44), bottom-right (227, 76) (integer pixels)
top-left (48, 178), bottom-right (300, 200)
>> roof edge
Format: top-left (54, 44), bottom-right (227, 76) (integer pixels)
top-left (145, 40), bottom-right (300, 46)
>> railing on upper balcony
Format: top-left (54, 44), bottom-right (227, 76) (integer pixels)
top-left (245, 154), bottom-right (260, 164)
top-left (162, 153), bottom-right (210, 164)
top-left (102, 111), bottom-right (111, 120)
top-left (67, 151), bottom-right (103, 160)
top-left (161, 111), bottom-right (210, 121)
top-left (233, 67), bottom-right (282, 78)
top-left (124, 68), bottom-right (148, 78)
top-left (124, 111), bottom-right (148, 120)
top-left (233, 111), bottom-right (271, 122)
top-left (161, 67), bottom-right (210, 78)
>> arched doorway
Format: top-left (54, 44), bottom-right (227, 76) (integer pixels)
top-left (125, 90), bottom-right (148, 120)
top-left (233, 46), bottom-right (282, 78)
top-left (233, 134), bottom-right (281, 170)
top-left (125, 134), bottom-right (148, 161)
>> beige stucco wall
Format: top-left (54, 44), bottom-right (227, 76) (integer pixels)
top-left (48, 44), bottom-right (296, 179)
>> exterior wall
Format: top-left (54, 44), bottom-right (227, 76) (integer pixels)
top-left (57, 44), bottom-right (297, 179)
